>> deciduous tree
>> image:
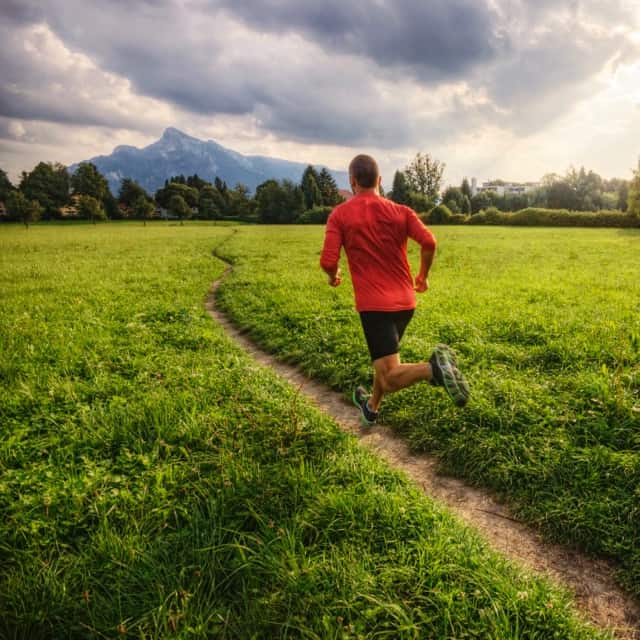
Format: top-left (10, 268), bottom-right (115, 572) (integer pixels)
top-left (155, 183), bottom-right (198, 209)
top-left (71, 163), bottom-right (109, 201)
top-left (404, 153), bottom-right (445, 202)
top-left (77, 195), bottom-right (107, 224)
top-left (19, 162), bottom-right (70, 218)
top-left (228, 183), bottom-right (253, 219)
top-left (198, 185), bottom-right (225, 220)
top-left (133, 195), bottom-right (156, 226)
top-left (442, 186), bottom-right (465, 213)
top-left (6, 191), bottom-right (43, 228)
top-left (470, 191), bottom-right (492, 214)
top-left (168, 194), bottom-right (191, 225)
top-left (118, 178), bottom-right (150, 208)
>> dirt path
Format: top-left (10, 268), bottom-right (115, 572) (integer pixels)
top-left (206, 266), bottom-right (639, 639)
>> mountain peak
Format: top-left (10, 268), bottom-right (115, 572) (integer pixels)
top-left (72, 128), bottom-right (349, 195)
top-left (161, 127), bottom-right (191, 141)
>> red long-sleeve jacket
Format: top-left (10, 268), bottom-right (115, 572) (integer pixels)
top-left (320, 192), bottom-right (436, 312)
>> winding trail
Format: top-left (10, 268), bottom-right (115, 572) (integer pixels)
top-left (206, 258), bottom-right (640, 639)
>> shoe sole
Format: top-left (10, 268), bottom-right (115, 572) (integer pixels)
top-left (352, 387), bottom-right (376, 426)
top-left (433, 344), bottom-right (470, 407)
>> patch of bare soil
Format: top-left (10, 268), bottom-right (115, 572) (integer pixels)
top-left (206, 269), bottom-right (639, 639)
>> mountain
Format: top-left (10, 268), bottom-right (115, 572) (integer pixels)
top-left (69, 128), bottom-right (350, 195)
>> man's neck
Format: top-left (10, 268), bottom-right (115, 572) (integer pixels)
top-left (354, 187), bottom-right (379, 196)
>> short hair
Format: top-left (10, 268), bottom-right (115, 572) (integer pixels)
top-left (349, 154), bottom-right (379, 189)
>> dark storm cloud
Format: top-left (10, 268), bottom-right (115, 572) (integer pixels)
top-left (216, 0), bottom-right (505, 80)
top-left (0, 0), bottom-right (44, 24)
top-left (0, 0), bottom-right (638, 149)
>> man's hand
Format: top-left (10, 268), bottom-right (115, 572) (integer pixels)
top-left (414, 273), bottom-right (429, 293)
top-left (328, 268), bottom-right (342, 287)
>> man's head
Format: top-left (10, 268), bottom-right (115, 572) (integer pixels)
top-left (349, 154), bottom-right (381, 193)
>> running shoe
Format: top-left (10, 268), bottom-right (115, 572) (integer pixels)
top-left (352, 386), bottom-right (378, 426)
top-left (429, 344), bottom-right (470, 407)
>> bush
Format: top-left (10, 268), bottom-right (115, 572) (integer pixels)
top-left (467, 206), bottom-right (508, 225)
top-left (407, 192), bottom-right (435, 214)
top-left (424, 204), bottom-right (452, 224)
top-left (510, 208), bottom-right (639, 228)
top-left (449, 213), bottom-right (470, 225)
top-left (296, 205), bottom-right (333, 224)
top-left (466, 207), bottom-right (640, 228)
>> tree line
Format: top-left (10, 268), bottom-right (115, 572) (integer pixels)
top-left (2, 154), bottom-right (639, 228)
top-left (0, 162), bottom-right (344, 227)
top-left (388, 153), bottom-right (640, 218)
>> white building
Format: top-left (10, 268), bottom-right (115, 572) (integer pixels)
top-left (470, 178), bottom-right (540, 197)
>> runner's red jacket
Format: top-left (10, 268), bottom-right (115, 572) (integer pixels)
top-left (320, 192), bottom-right (436, 312)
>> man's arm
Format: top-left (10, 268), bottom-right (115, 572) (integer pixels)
top-left (320, 211), bottom-right (343, 287)
top-left (405, 207), bottom-right (437, 293)
top-left (414, 246), bottom-right (435, 292)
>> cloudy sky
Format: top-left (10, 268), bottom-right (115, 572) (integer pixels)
top-left (1, 0), bottom-right (640, 187)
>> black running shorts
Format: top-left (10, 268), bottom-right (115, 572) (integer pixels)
top-left (359, 309), bottom-right (415, 362)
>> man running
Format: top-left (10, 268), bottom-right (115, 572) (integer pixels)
top-left (320, 154), bottom-right (469, 426)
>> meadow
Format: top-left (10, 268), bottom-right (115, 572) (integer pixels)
top-left (0, 222), bottom-right (608, 638)
top-left (215, 225), bottom-right (640, 598)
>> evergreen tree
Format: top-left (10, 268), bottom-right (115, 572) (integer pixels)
top-left (301, 165), bottom-right (322, 210)
top-left (389, 170), bottom-right (409, 205)
top-left (214, 177), bottom-right (228, 194)
top-left (317, 168), bottom-right (341, 206)
top-left (0, 168), bottom-right (14, 202)
top-left (461, 178), bottom-right (472, 201)
top-left (186, 174), bottom-right (210, 191)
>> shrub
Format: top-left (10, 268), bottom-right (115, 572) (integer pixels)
top-left (466, 207), bottom-right (640, 228)
top-left (296, 205), bottom-right (333, 224)
top-left (467, 206), bottom-right (508, 225)
top-left (425, 204), bottom-right (452, 224)
top-left (449, 213), bottom-right (470, 225)
top-left (511, 208), bottom-right (640, 228)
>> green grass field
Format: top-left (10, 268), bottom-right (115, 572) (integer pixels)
top-left (0, 222), bottom-right (609, 638)
top-left (215, 225), bottom-right (640, 598)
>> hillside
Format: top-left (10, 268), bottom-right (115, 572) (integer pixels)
top-left (69, 128), bottom-right (350, 195)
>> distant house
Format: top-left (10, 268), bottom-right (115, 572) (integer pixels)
top-left (156, 207), bottom-right (178, 220)
top-left (59, 194), bottom-right (81, 217)
top-left (471, 178), bottom-right (540, 197)
top-left (338, 189), bottom-right (353, 202)
top-left (0, 201), bottom-right (6, 219)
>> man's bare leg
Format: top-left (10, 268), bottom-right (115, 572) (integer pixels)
top-left (369, 352), bottom-right (433, 412)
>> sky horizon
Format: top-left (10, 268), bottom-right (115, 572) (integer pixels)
top-left (1, 1), bottom-right (639, 190)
